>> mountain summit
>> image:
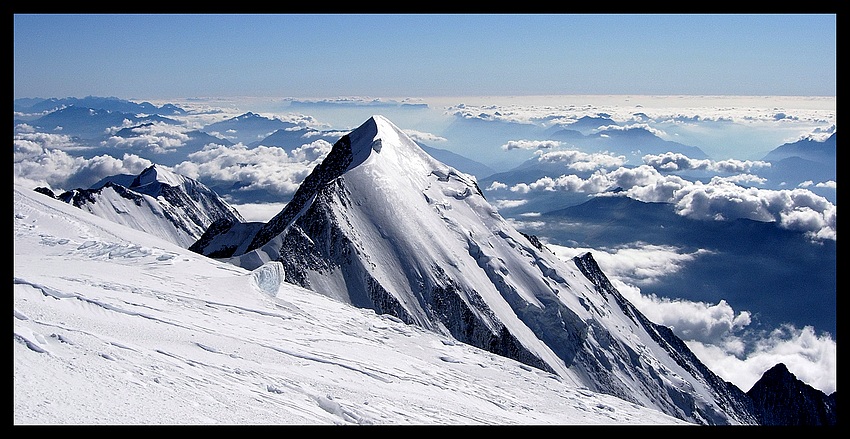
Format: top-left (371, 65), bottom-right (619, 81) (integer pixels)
top-left (46, 165), bottom-right (244, 248)
top-left (193, 115), bottom-right (758, 424)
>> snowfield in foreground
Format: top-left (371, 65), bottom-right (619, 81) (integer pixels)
top-left (13, 185), bottom-right (689, 425)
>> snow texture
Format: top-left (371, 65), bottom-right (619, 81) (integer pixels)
top-left (14, 184), bottom-right (689, 425)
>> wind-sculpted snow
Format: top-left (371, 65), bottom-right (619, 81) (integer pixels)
top-left (251, 262), bottom-right (286, 297)
top-left (201, 115), bottom-right (760, 425)
top-left (14, 183), bottom-right (690, 425)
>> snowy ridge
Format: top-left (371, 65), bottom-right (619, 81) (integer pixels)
top-left (132, 165), bottom-right (187, 189)
top-left (53, 165), bottom-right (245, 248)
top-left (14, 183), bottom-right (689, 425)
top-left (204, 115), bottom-right (759, 424)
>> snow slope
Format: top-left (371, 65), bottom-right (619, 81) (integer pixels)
top-left (13, 183), bottom-right (689, 425)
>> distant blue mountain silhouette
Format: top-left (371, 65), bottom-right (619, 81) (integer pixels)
top-left (545, 115), bottom-right (619, 135)
top-left (24, 106), bottom-right (181, 140)
top-left (418, 143), bottom-right (496, 179)
top-left (248, 127), bottom-right (341, 152)
top-left (202, 112), bottom-right (298, 145)
top-left (549, 125), bottom-right (710, 163)
top-left (762, 133), bottom-right (836, 165)
top-left (14, 96), bottom-right (186, 116)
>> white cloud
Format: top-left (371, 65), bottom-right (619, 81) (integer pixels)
top-left (506, 165), bottom-right (836, 241)
top-left (101, 122), bottom-right (192, 154)
top-left (403, 129), bottom-right (447, 143)
top-left (487, 181), bottom-right (508, 191)
top-left (547, 242), bottom-right (712, 288)
top-left (508, 165), bottom-right (689, 199)
top-left (800, 180), bottom-right (836, 190)
top-left (669, 178), bottom-right (836, 240)
top-left (535, 149), bottom-right (626, 171)
top-left (13, 124), bottom-right (157, 191)
top-left (303, 130), bottom-right (349, 139)
top-left (491, 199), bottom-right (528, 210)
top-left (13, 145), bottom-right (152, 193)
top-left (687, 325), bottom-right (836, 395)
top-left (14, 127), bottom-right (92, 154)
top-left (596, 123), bottom-right (667, 138)
top-left (501, 139), bottom-right (561, 151)
top-left (642, 152), bottom-right (771, 173)
top-left (714, 174), bottom-right (767, 185)
top-left (173, 139), bottom-right (333, 197)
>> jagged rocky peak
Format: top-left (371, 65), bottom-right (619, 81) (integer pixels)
top-left (746, 363), bottom-right (837, 425)
top-left (244, 115), bottom-right (481, 254)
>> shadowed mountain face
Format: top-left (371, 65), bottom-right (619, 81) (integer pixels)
top-left (746, 363), bottom-right (837, 426)
top-left (193, 115), bottom-right (762, 425)
top-left (537, 196), bottom-right (836, 335)
top-left (762, 132), bottom-right (836, 165)
top-left (202, 112), bottom-right (299, 145)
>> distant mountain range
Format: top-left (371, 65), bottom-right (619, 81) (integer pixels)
top-left (549, 124), bottom-right (710, 163)
top-left (759, 133), bottom-right (836, 195)
top-left (202, 112), bottom-right (300, 145)
top-left (14, 96), bottom-right (187, 116)
top-left (18, 105), bottom-right (182, 141)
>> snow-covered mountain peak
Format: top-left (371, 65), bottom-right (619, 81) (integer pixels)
top-left (132, 164), bottom-right (187, 190)
top-left (14, 183), bottom-right (693, 425)
top-left (344, 115), bottom-right (453, 178)
top-left (240, 114), bottom-right (482, 259)
top-left (50, 165), bottom-right (244, 248)
top-left (197, 115), bottom-right (760, 424)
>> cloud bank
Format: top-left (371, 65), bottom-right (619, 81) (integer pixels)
top-left (547, 244), bottom-right (836, 395)
top-left (535, 149), bottom-right (627, 171)
top-left (101, 121), bottom-right (192, 154)
top-left (173, 140), bottom-right (333, 198)
top-left (491, 163), bottom-right (836, 241)
top-left (642, 152), bottom-right (771, 173)
top-left (14, 128), bottom-right (154, 191)
top-left (14, 119), bottom-right (333, 202)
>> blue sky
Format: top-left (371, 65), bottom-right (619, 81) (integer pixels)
top-left (14, 14), bottom-right (836, 100)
